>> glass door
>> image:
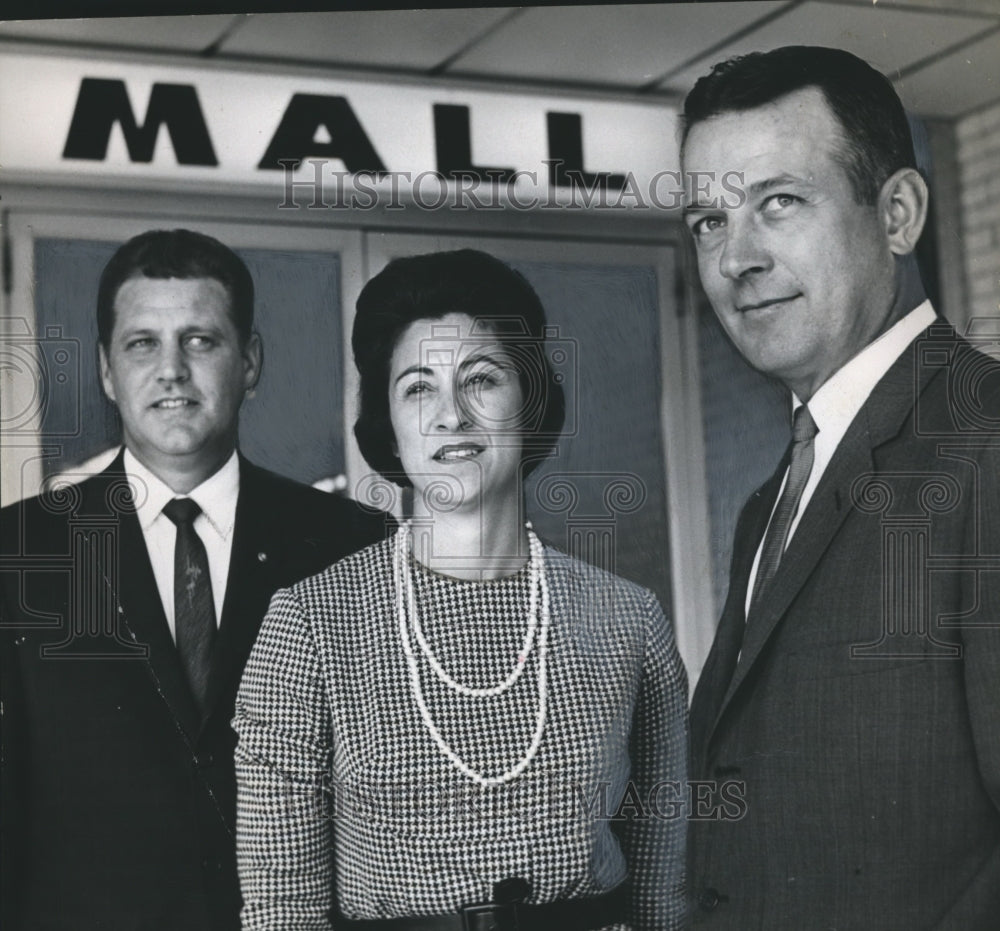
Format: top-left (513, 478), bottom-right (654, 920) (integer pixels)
top-left (1, 213), bottom-right (364, 503)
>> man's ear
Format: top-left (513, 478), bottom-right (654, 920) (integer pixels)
top-left (243, 331), bottom-right (263, 392)
top-left (98, 342), bottom-right (117, 403)
top-left (879, 167), bottom-right (928, 257)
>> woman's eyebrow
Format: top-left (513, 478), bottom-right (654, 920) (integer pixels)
top-left (393, 364), bottom-right (434, 385)
top-left (458, 351), bottom-right (509, 372)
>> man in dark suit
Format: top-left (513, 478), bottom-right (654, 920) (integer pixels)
top-left (0, 229), bottom-right (389, 930)
top-left (682, 47), bottom-right (1000, 928)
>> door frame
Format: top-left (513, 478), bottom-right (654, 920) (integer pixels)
top-left (0, 194), bottom-right (715, 685)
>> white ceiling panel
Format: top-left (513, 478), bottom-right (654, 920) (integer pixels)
top-left (0, 15), bottom-right (236, 52)
top-left (657, 0), bottom-right (997, 99)
top-left (894, 29), bottom-right (1000, 118)
top-left (448, 2), bottom-right (789, 87)
top-left (820, 0), bottom-right (999, 14)
top-left (0, 4), bottom-right (996, 118)
top-left (218, 9), bottom-right (515, 71)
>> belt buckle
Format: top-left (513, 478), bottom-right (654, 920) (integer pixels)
top-left (460, 901), bottom-right (519, 931)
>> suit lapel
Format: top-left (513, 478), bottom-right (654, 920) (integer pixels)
top-left (712, 323), bottom-right (952, 727)
top-left (691, 461), bottom-right (783, 760)
top-left (202, 459), bottom-right (283, 728)
top-left (722, 426), bottom-right (871, 707)
top-left (89, 453), bottom-right (202, 740)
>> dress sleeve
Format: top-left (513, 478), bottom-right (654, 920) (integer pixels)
top-left (233, 585), bottom-right (335, 930)
top-left (622, 592), bottom-right (689, 931)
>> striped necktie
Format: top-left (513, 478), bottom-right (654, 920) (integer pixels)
top-left (162, 497), bottom-right (216, 713)
top-left (749, 404), bottom-right (819, 611)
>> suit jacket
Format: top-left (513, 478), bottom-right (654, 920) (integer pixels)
top-left (689, 323), bottom-right (1000, 930)
top-left (0, 452), bottom-right (390, 931)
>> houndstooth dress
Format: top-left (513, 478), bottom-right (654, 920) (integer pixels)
top-left (234, 535), bottom-right (688, 930)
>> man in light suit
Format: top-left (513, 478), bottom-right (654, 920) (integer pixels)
top-left (682, 47), bottom-right (1000, 928)
top-left (0, 229), bottom-right (389, 930)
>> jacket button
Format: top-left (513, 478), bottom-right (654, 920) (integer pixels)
top-left (699, 887), bottom-right (723, 911)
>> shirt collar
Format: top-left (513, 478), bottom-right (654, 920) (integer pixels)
top-left (122, 449), bottom-right (240, 540)
top-left (794, 300), bottom-right (937, 438)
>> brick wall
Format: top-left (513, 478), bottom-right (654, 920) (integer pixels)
top-left (956, 101), bottom-right (1000, 325)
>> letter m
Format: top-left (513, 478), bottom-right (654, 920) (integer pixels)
top-left (62, 78), bottom-right (218, 165)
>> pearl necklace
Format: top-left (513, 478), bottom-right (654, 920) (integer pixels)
top-left (395, 521), bottom-right (549, 787)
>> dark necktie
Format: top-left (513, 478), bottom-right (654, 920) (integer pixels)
top-left (749, 404), bottom-right (819, 611)
top-left (162, 498), bottom-right (216, 713)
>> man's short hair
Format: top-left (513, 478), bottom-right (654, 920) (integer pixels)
top-left (681, 45), bottom-right (918, 205)
top-left (97, 229), bottom-right (254, 347)
top-left (352, 249), bottom-right (566, 487)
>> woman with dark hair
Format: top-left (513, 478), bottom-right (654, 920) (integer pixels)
top-left (233, 250), bottom-right (688, 930)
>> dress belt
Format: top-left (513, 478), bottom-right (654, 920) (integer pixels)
top-left (334, 882), bottom-right (628, 931)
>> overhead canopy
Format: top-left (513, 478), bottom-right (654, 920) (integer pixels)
top-left (2, 1), bottom-right (998, 119)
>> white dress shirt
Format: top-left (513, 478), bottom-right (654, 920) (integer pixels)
top-left (744, 301), bottom-right (937, 616)
top-left (124, 450), bottom-right (240, 640)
